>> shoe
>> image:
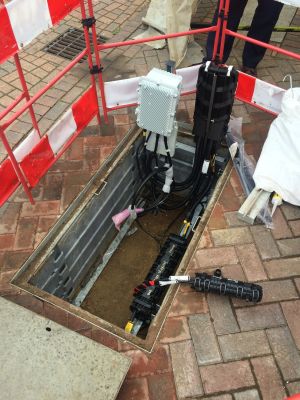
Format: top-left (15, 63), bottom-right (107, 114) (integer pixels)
top-left (241, 66), bottom-right (257, 77)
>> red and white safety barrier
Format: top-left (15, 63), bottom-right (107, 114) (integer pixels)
top-left (0, 0), bottom-right (80, 64)
top-left (0, 86), bottom-right (98, 205)
top-left (105, 65), bottom-right (285, 115)
top-left (235, 72), bottom-right (285, 115)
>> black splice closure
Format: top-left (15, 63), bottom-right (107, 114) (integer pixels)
top-left (82, 17), bottom-right (96, 28)
top-left (192, 271), bottom-right (263, 303)
top-left (90, 65), bottom-right (103, 74)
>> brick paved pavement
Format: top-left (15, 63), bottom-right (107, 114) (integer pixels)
top-left (1, 1), bottom-right (300, 399)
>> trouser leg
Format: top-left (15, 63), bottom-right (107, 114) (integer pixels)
top-left (242, 0), bottom-right (284, 68)
top-left (205, 0), bottom-right (248, 63)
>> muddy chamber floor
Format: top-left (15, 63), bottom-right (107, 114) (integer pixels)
top-left (81, 208), bottom-right (184, 332)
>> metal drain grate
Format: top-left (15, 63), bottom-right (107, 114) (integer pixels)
top-left (43, 27), bottom-right (106, 62)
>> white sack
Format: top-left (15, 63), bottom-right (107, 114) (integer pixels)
top-left (136, 0), bottom-right (198, 66)
top-left (278, 0), bottom-right (300, 6)
top-left (253, 88), bottom-right (300, 206)
top-left (166, 0), bottom-right (198, 66)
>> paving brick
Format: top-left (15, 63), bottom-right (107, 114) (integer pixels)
top-left (198, 227), bottom-right (213, 249)
top-left (125, 345), bottom-right (171, 379)
top-left (218, 183), bottom-right (242, 212)
top-left (224, 212), bottom-right (248, 227)
top-left (100, 146), bottom-right (114, 162)
top-left (193, 247), bottom-right (238, 269)
top-left (160, 316), bottom-right (191, 344)
top-left (117, 377), bottom-right (149, 400)
top-left (281, 300), bottom-right (300, 349)
top-left (50, 159), bottom-right (84, 173)
top-left (170, 340), bottom-right (203, 398)
top-left (277, 238), bottom-right (300, 257)
top-left (236, 244), bottom-right (267, 281)
top-left (42, 174), bottom-right (64, 201)
top-left (287, 381), bottom-right (300, 396)
top-left (0, 234), bottom-right (14, 251)
top-left (219, 330), bottom-right (270, 361)
top-left (250, 226), bottom-right (280, 260)
top-left (211, 227), bottom-right (252, 247)
top-left (168, 291), bottom-right (208, 317)
top-left (264, 257), bottom-right (300, 279)
top-left (37, 215), bottom-right (58, 234)
top-left (236, 304), bottom-right (285, 331)
top-left (267, 327), bottom-right (300, 381)
top-left (114, 114), bottom-right (130, 125)
top-left (259, 280), bottom-right (298, 303)
top-left (272, 208), bottom-right (293, 239)
top-left (148, 372), bottom-right (177, 400)
top-left (44, 101), bottom-right (69, 121)
top-left (221, 264), bottom-right (246, 281)
top-left (14, 217), bottom-right (38, 250)
top-left (251, 356), bottom-right (286, 400)
top-left (64, 171), bottom-right (92, 186)
top-left (282, 204), bottom-right (300, 220)
top-left (0, 203), bottom-right (21, 234)
top-left (21, 200), bottom-right (60, 217)
top-left (84, 147), bottom-right (101, 172)
top-left (289, 220), bottom-right (300, 237)
top-left (60, 185), bottom-right (82, 212)
top-left (200, 360), bottom-right (255, 394)
top-left (233, 390), bottom-right (260, 400)
top-left (208, 293), bottom-right (239, 335)
top-left (208, 203), bottom-right (227, 230)
top-left (189, 314), bottom-right (221, 365)
top-left (2, 250), bottom-right (31, 271)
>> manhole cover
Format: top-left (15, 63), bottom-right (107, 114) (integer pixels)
top-left (43, 27), bottom-right (107, 62)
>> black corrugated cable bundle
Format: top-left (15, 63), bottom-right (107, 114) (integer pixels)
top-left (191, 269), bottom-right (263, 303)
top-left (130, 234), bottom-right (188, 325)
top-left (192, 62), bottom-right (239, 143)
top-left (143, 269), bottom-right (263, 304)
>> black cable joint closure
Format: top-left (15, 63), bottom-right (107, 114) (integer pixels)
top-left (82, 17), bottom-right (96, 28)
top-left (90, 65), bottom-right (103, 74)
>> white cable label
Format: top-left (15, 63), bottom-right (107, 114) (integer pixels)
top-left (202, 160), bottom-right (210, 174)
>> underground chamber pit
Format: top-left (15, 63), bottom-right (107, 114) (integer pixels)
top-left (12, 64), bottom-right (240, 350)
top-left (12, 124), bottom-right (230, 350)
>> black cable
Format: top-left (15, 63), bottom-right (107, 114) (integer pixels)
top-left (163, 136), bottom-right (172, 167)
top-left (154, 134), bottom-right (159, 168)
top-left (131, 167), bottom-right (165, 207)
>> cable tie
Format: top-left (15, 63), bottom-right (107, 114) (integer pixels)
top-left (82, 17), bottom-right (96, 28)
top-left (90, 65), bottom-right (103, 74)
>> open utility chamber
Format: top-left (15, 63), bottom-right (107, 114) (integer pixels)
top-left (12, 63), bottom-right (241, 352)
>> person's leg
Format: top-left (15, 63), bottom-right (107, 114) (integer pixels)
top-left (242, 0), bottom-right (284, 68)
top-left (205, 0), bottom-right (248, 63)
